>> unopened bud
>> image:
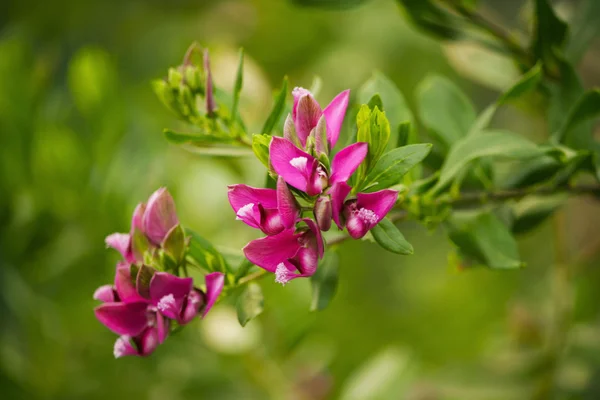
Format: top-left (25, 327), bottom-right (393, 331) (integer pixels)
top-left (314, 196), bottom-right (333, 231)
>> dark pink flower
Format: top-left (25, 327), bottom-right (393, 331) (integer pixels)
top-left (343, 190), bottom-right (399, 239)
top-left (243, 218), bottom-right (323, 285)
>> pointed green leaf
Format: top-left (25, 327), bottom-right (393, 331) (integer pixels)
top-left (261, 77), bottom-right (288, 135)
top-left (252, 133), bottom-right (271, 169)
top-left (231, 48), bottom-right (244, 121)
top-left (360, 143), bottom-right (432, 192)
top-left (359, 71), bottom-right (413, 130)
top-left (163, 128), bottom-right (233, 146)
top-left (556, 90), bottom-right (600, 143)
top-left (531, 0), bottom-right (568, 73)
top-left (565, 0), bottom-right (600, 63)
top-left (186, 228), bottom-right (230, 273)
top-left (236, 283), bottom-right (264, 327)
top-left (310, 252), bottom-right (340, 311)
top-left (162, 224), bottom-right (186, 265)
top-left (371, 218), bottom-right (413, 255)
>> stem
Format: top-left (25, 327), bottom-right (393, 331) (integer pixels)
top-left (238, 269), bottom-right (267, 285)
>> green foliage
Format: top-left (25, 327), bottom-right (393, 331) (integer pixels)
top-left (236, 282), bottom-right (264, 326)
top-left (310, 251), bottom-right (340, 311)
top-left (252, 133), bottom-right (272, 170)
top-left (356, 105), bottom-right (391, 179)
top-left (447, 211), bottom-right (524, 269)
top-left (359, 71), bottom-right (414, 130)
top-left (261, 77), bottom-right (289, 135)
top-left (291, 0), bottom-right (370, 8)
top-left (162, 224), bottom-right (186, 265)
top-left (371, 218), bottom-right (413, 255)
top-left (565, 0), bottom-right (600, 63)
top-left (530, 0), bottom-right (568, 74)
top-left (186, 228), bottom-right (230, 274)
top-left (360, 143), bottom-right (432, 192)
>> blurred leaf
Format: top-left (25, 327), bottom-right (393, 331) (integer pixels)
top-left (236, 282), bottom-right (264, 327)
top-left (360, 143), bottom-right (432, 192)
top-left (163, 128), bottom-right (233, 146)
top-left (511, 195), bottom-right (567, 234)
top-left (396, 0), bottom-right (462, 39)
top-left (291, 0), bottom-right (370, 8)
top-left (186, 228), bottom-right (230, 273)
top-left (358, 71), bottom-right (413, 130)
top-left (501, 156), bottom-right (562, 189)
top-left (530, 0), bottom-right (568, 73)
top-left (234, 259), bottom-right (254, 283)
top-left (162, 224), bottom-right (185, 265)
top-left (397, 122), bottom-right (410, 148)
top-left (367, 93), bottom-right (383, 111)
top-left (548, 58), bottom-right (584, 134)
top-left (231, 48), bottom-right (244, 121)
top-left (371, 218), bottom-right (413, 255)
top-left (252, 133), bottom-right (271, 169)
top-left (431, 130), bottom-right (545, 193)
top-left (356, 105), bottom-right (391, 177)
top-left (448, 211), bottom-right (524, 269)
top-left (417, 75), bottom-right (476, 148)
top-left (261, 77), bottom-right (288, 135)
top-left (310, 251), bottom-right (339, 311)
top-left (565, 0), bottom-right (600, 63)
top-left (555, 90), bottom-right (600, 143)
top-left (469, 63), bottom-right (543, 135)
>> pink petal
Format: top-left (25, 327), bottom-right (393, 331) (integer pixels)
top-left (328, 182), bottom-right (351, 229)
top-left (323, 89), bottom-right (350, 148)
top-left (93, 285), bottom-right (117, 303)
top-left (113, 335), bottom-right (139, 358)
top-left (142, 187), bottom-right (179, 245)
top-left (202, 272), bottom-right (225, 318)
top-left (138, 326), bottom-right (160, 356)
top-left (276, 177), bottom-right (300, 229)
top-left (180, 289), bottom-right (204, 324)
top-left (227, 185), bottom-right (278, 211)
top-left (314, 195), bottom-right (332, 232)
top-left (294, 246), bottom-right (319, 277)
top-left (114, 263), bottom-right (147, 303)
top-left (243, 229), bottom-right (301, 272)
top-left (292, 87), bottom-right (313, 119)
top-left (269, 137), bottom-right (317, 192)
top-left (156, 312), bottom-right (169, 344)
top-left (260, 207), bottom-right (285, 235)
top-left (293, 89), bottom-right (322, 147)
top-left (130, 203), bottom-right (146, 233)
top-left (302, 217), bottom-right (324, 259)
top-left (236, 202), bottom-right (263, 230)
top-left (105, 233), bottom-right (132, 262)
top-left (330, 142), bottom-right (368, 184)
top-left (356, 189), bottom-right (399, 222)
top-left (95, 302), bottom-right (149, 336)
top-left (149, 272), bottom-right (193, 304)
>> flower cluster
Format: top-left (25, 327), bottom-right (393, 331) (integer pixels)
top-left (94, 188), bottom-right (224, 358)
top-left (229, 88), bottom-right (399, 284)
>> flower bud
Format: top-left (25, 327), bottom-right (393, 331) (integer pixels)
top-left (314, 196), bottom-right (332, 231)
top-left (203, 49), bottom-right (216, 117)
top-left (142, 188), bottom-right (179, 246)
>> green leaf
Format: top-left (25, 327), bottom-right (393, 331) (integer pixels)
top-left (231, 48), bottom-right (244, 121)
top-left (131, 227), bottom-right (150, 262)
top-left (234, 259), bottom-right (254, 283)
top-left (163, 128), bottom-right (233, 146)
top-left (261, 77), bottom-right (288, 135)
top-left (556, 90), bottom-right (600, 143)
top-left (162, 224), bottom-right (186, 265)
top-left (447, 211), bottom-right (524, 269)
top-left (371, 218), bottom-right (413, 255)
top-left (431, 130), bottom-right (545, 193)
top-left (416, 75), bottom-right (476, 148)
top-left (468, 63), bottom-right (543, 135)
top-left (186, 228), bottom-right (230, 273)
top-left (530, 0), bottom-right (568, 74)
top-left (367, 93), bottom-right (383, 111)
top-left (310, 252), bottom-right (340, 311)
top-left (360, 144), bottom-right (432, 192)
top-left (565, 0), bottom-right (600, 64)
top-left (356, 105), bottom-right (391, 176)
top-left (291, 0), bottom-right (370, 9)
top-left (252, 133), bottom-right (271, 169)
top-left (236, 283), bottom-right (264, 327)
top-left (135, 264), bottom-right (155, 298)
top-left (396, 0), bottom-right (462, 40)
top-left (397, 122), bottom-right (410, 148)
top-left (511, 195), bottom-right (567, 234)
top-left (358, 71), bottom-right (414, 130)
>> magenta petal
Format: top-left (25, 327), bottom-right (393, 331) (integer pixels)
top-left (138, 326), bottom-right (160, 356)
top-left (180, 290), bottom-right (204, 323)
top-left (156, 312), bottom-right (169, 344)
top-left (243, 229), bottom-right (301, 272)
top-left (142, 188), bottom-right (179, 245)
top-left (294, 93), bottom-right (322, 147)
top-left (330, 142), bottom-right (368, 184)
top-left (356, 189), bottom-right (399, 223)
top-left (149, 272), bottom-right (193, 304)
top-left (156, 293), bottom-right (184, 320)
top-left (237, 203), bottom-right (263, 230)
top-left (292, 87), bottom-right (313, 119)
top-left (202, 272), bottom-right (225, 318)
top-left (277, 177), bottom-right (300, 229)
top-left (302, 217), bottom-right (324, 259)
top-left (105, 233), bottom-right (131, 261)
top-left (113, 336), bottom-right (139, 358)
top-left (95, 302), bottom-right (149, 336)
top-left (114, 264), bottom-right (147, 303)
top-left (270, 137), bottom-right (317, 192)
top-left (260, 207), bottom-right (284, 235)
top-left (328, 182), bottom-right (352, 229)
top-left (323, 89), bottom-right (350, 148)
top-left (295, 246), bottom-right (319, 277)
top-left (227, 185), bottom-right (278, 211)
top-left (131, 203), bottom-right (146, 233)
top-left (93, 285), bottom-right (116, 303)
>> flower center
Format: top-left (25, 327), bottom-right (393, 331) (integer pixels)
top-left (157, 294), bottom-right (177, 313)
top-left (289, 156), bottom-right (308, 170)
top-left (355, 207), bottom-right (379, 225)
top-left (236, 203), bottom-right (254, 220)
top-left (113, 336), bottom-right (130, 358)
top-left (275, 263), bottom-right (291, 285)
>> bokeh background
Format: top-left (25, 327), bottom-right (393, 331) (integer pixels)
top-left (2, 0), bottom-right (600, 398)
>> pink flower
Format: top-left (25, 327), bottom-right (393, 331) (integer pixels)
top-left (269, 137), bottom-right (367, 196)
top-left (105, 187), bottom-right (179, 262)
top-left (243, 218), bottom-right (324, 285)
top-left (228, 177), bottom-right (299, 235)
top-left (291, 87), bottom-right (350, 150)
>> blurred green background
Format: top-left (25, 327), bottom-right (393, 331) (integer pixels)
top-left (2, 0), bottom-right (600, 399)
